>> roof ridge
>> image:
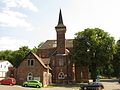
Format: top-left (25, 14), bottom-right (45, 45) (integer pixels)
top-left (31, 52), bottom-right (48, 69)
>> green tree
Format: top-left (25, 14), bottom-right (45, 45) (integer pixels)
top-left (0, 50), bottom-right (15, 65)
top-left (112, 40), bottom-right (120, 77)
top-left (13, 46), bottom-right (31, 67)
top-left (32, 46), bottom-right (38, 53)
top-left (71, 28), bottom-right (115, 81)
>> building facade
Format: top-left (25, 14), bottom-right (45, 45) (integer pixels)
top-left (37, 9), bottom-right (89, 83)
top-left (16, 52), bottom-right (51, 86)
top-left (16, 9), bottom-right (89, 85)
top-left (0, 60), bottom-right (13, 79)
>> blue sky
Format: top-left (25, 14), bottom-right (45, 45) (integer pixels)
top-left (0, 0), bottom-right (120, 50)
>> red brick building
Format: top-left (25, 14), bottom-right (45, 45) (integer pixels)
top-left (37, 9), bottom-right (89, 83)
top-left (16, 52), bottom-right (51, 86)
top-left (16, 9), bottom-right (89, 85)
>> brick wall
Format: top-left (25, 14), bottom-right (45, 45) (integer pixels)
top-left (16, 53), bottom-right (47, 85)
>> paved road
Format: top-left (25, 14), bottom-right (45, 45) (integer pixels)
top-left (0, 82), bottom-right (120, 90)
top-left (0, 85), bottom-right (79, 90)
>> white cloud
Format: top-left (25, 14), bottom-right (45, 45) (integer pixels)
top-left (17, 0), bottom-right (38, 12)
top-left (0, 37), bottom-right (28, 50)
top-left (0, 0), bottom-right (38, 28)
top-left (0, 9), bottom-right (31, 28)
top-left (0, 10), bottom-right (31, 28)
top-left (2, 0), bottom-right (38, 12)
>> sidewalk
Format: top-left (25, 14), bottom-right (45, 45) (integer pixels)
top-left (101, 82), bottom-right (120, 90)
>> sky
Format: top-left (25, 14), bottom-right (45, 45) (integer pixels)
top-left (0, 0), bottom-right (120, 50)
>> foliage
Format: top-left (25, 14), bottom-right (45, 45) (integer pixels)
top-left (0, 46), bottom-right (31, 67)
top-left (71, 28), bottom-right (115, 80)
top-left (0, 41), bottom-right (44, 67)
top-left (0, 50), bottom-right (15, 65)
top-left (13, 46), bottom-right (31, 67)
top-left (112, 40), bottom-right (120, 77)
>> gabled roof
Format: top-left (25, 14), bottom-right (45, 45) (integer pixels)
top-left (0, 60), bottom-right (10, 63)
top-left (39, 39), bottom-right (73, 49)
top-left (0, 60), bottom-right (13, 67)
top-left (0, 60), bottom-right (7, 63)
top-left (41, 58), bottom-right (50, 65)
top-left (31, 52), bottom-right (51, 69)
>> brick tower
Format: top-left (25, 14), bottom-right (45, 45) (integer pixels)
top-left (55, 9), bottom-right (66, 54)
top-left (53, 9), bottom-right (68, 83)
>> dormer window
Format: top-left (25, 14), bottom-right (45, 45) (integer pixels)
top-left (28, 59), bottom-right (34, 66)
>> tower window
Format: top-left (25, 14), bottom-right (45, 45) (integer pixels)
top-left (59, 59), bottom-right (64, 66)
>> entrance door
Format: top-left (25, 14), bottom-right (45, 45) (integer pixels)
top-left (27, 72), bottom-right (33, 81)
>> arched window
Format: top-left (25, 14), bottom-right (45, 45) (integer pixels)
top-left (27, 72), bottom-right (33, 81)
top-left (58, 72), bottom-right (65, 79)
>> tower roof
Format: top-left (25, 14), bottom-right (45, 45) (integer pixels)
top-left (58, 9), bottom-right (63, 25)
top-left (56, 9), bottom-right (66, 28)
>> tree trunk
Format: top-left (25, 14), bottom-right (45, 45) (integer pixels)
top-left (90, 63), bottom-right (97, 82)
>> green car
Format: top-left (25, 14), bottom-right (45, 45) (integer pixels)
top-left (23, 80), bottom-right (42, 88)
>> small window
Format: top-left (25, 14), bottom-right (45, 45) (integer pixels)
top-left (28, 59), bottom-right (34, 66)
top-left (31, 60), bottom-right (34, 66)
top-left (59, 59), bottom-right (64, 66)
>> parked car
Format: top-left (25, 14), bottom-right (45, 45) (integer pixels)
top-left (80, 82), bottom-right (104, 90)
top-left (0, 78), bottom-right (16, 85)
top-left (23, 80), bottom-right (42, 88)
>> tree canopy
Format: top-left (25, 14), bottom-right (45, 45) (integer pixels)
top-left (0, 41), bottom-right (44, 67)
top-left (112, 40), bottom-right (120, 77)
top-left (70, 28), bottom-right (115, 80)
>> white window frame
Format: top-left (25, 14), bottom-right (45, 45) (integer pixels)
top-left (28, 59), bottom-right (34, 66)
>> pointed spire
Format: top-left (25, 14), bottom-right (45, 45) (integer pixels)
top-left (58, 9), bottom-right (63, 25)
top-left (56, 9), bottom-right (66, 28)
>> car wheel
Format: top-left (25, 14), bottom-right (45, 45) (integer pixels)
top-left (24, 84), bottom-right (27, 87)
top-left (10, 83), bottom-right (13, 86)
top-left (84, 87), bottom-right (87, 90)
top-left (36, 85), bottom-right (40, 88)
